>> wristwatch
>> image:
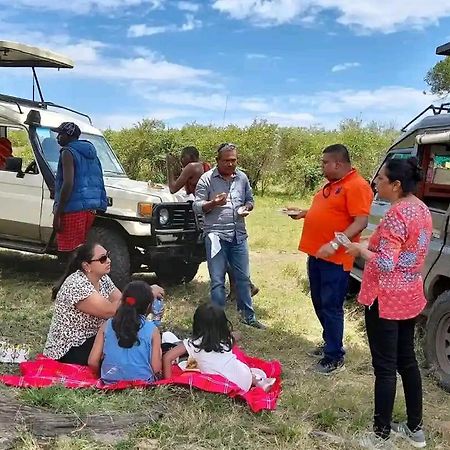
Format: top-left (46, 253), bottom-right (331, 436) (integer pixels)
top-left (329, 241), bottom-right (339, 251)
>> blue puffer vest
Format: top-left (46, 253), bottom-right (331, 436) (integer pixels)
top-left (54, 140), bottom-right (108, 213)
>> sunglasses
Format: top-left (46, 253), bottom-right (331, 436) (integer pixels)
top-left (218, 142), bottom-right (237, 152)
top-left (89, 251), bottom-right (111, 264)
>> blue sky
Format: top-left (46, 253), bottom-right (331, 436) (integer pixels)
top-left (1, 0), bottom-right (450, 130)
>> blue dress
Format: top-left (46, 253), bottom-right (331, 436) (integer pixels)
top-left (101, 316), bottom-right (157, 383)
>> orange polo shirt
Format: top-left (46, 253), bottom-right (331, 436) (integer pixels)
top-left (299, 169), bottom-right (373, 271)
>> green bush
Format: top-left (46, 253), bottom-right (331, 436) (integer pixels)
top-left (104, 118), bottom-right (399, 195)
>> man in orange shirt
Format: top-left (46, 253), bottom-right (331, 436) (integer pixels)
top-left (291, 144), bottom-right (373, 374)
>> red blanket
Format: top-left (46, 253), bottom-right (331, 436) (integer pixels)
top-left (0, 347), bottom-right (281, 413)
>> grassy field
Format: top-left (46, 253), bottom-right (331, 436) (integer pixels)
top-left (0, 196), bottom-right (449, 449)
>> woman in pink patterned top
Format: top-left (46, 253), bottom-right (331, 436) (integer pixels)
top-left (347, 157), bottom-right (432, 449)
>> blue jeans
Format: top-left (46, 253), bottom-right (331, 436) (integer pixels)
top-left (205, 236), bottom-right (255, 322)
top-left (307, 256), bottom-right (350, 361)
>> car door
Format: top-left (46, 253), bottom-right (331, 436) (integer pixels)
top-left (0, 131), bottom-right (44, 242)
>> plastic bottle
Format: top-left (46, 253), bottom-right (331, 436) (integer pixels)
top-left (152, 298), bottom-right (164, 327)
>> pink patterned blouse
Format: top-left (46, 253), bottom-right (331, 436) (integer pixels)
top-left (358, 200), bottom-right (432, 320)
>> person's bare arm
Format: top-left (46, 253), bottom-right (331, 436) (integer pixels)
top-left (88, 324), bottom-right (105, 376)
top-left (162, 343), bottom-right (187, 379)
top-left (108, 288), bottom-right (122, 309)
top-left (76, 291), bottom-right (120, 319)
top-left (151, 328), bottom-right (162, 376)
top-left (168, 164), bottom-right (196, 194)
top-left (342, 216), bottom-right (369, 239)
top-left (53, 149), bottom-right (74, 231)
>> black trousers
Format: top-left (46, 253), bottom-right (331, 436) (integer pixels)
top-left (58, 335), bottom-right (96, 366)
top-left (365, 301), bottom-right (423, 439)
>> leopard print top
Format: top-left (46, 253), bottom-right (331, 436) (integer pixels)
top-left (43, 270), bottom-right (116, 360)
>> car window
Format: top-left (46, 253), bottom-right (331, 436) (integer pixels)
top-left (8, 128), bottom-right (34, 166)
top-left (36, 127), bottom-right (126, 176)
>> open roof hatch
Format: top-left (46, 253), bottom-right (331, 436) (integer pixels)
top-left (436, 42), bottom-right (450, 56)
top-left (0, 41), bottom-right (74, 105)
top-left (0, 41), bottom-right (73, 68)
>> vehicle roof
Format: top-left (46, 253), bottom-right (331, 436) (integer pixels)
top-left (392, 113), bottom-right (450, 148)
top-left (0, 100), bottom-right (102, 135)
top-left (0, 41), bottom-right (73, 69)
top-left (437, 42), bottom-right (450, 56)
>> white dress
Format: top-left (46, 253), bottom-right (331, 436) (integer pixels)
top-left (183, 338), bottom-right (252, 392)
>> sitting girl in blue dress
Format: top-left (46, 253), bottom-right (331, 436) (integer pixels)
top-left (88, 281), bottom-right (162, 383)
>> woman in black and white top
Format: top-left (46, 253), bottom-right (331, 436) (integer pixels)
top-left (43, 242), bottom-right (164, 365)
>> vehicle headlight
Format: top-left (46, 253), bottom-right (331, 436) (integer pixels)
top-left (159, 208), bottom-right (170, 225)
top-left (137, 202), bottom-right (153, 217)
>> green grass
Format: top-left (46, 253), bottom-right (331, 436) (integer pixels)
top-left (1, 195), bottom-right (449, 449)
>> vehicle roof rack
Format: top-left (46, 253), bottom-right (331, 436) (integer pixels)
top-left (401, 103), bottom-right (450, 132)
top-left (436, 42), bottom-right (450, 56)
top-left (0, 94), bottom-right (93, 125)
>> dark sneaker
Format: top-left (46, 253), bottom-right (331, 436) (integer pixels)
top-left (313, 357), bottom-right (345, 375)
top-left (241, 317), bottom-right (267, 330)
top-left (391, 422), bottom-right (426, 448)
top-left (359, 432), bottom-right (396, 449)
top-left (306, 343), bottom-right (325, 358)
top-left (250, 284), bottom-right (260, 297)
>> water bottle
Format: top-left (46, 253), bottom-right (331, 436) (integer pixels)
top-left (152, 298), bottom-right (164, 327)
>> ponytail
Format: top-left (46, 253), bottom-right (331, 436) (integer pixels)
top-left (112, 281), bottom-right (153, 348)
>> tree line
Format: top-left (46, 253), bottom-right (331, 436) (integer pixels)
top-left (104, 118), bottom-right (398, 195)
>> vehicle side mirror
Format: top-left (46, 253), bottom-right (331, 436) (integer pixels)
top-left (5, 157), bottom-right (25, 178)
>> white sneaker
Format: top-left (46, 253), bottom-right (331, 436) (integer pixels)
top-left (255, 377), bottom-right (276, 392)
top-left (161, 331), bottom-right (180, 344)
top-left (391, 422), bottom-right (426, 448)
top-left (359, 432), bottom-right (396, 449)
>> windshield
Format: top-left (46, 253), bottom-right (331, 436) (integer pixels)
top-left (35, 127), bottom-right (126, 176)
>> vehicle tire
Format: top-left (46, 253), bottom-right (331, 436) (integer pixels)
top-left (424, 290), bottom-right (450, 392)
top-left (88, 226), bottom-right (130, 290)
top-left (155, 259), bottom-right (200, 286)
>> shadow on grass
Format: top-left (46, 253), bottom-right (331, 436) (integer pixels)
top-left (0, 250), bottom-right (61, 283)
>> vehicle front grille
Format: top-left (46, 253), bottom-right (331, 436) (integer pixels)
top-left (153, 202), bottom-right (203, 231)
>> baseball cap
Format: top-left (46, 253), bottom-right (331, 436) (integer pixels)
top-left (51, 122), bottom-right (81, 138)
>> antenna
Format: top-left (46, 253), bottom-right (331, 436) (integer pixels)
top-left (222, 95), bottom-right (228, 126)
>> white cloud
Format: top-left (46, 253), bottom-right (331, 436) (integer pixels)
top-left (77, 56), bottom-right (211, 84)
top-left (177, 1), bottom-right (200, 12)
top-left (128, 24), bottom-right (170, 37)
top-left (0, 23), bottom-right (213, 87)
top-left (0, 0), bottom-right (164, 14)
top-left (180, 14), bottom-right (202, 31)
top-left (96, 109), bottom-right (195, 129)
top-left (149, 90), bottom-right (228, 110)
top-left (95, 85), bottom-right (443, 129)
top-left (212, 0), bottom-right (450, 33)
top-left (266, 111), bottom-right (317, 126)
top-left (239, 99), bottom-right (270, 112)
top-left (128, 14), bottom-right (202, 37)
top-left (246, 53), bottom-right (267, 59)
top-left (331, 62), bottom-right (361, 72)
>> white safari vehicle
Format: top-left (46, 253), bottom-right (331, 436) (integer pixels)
top-left (0, 41), bottom-right (205, 288)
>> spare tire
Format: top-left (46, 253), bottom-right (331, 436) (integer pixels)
top-left (424, 290), bottom-right (450, 392)
top-left (88, 225), bottom-right (130, 290)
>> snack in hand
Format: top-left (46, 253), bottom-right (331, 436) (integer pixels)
top-left (185, 357), bottom-right (199, 371)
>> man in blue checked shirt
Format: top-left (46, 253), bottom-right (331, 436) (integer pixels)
top-left (194, 143), bottom-right (265, 329)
